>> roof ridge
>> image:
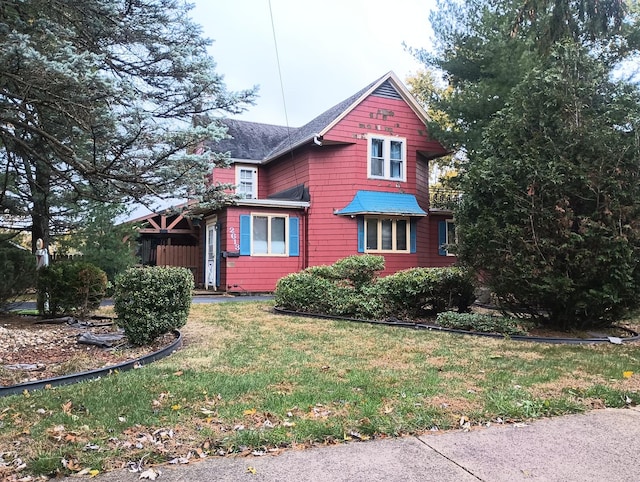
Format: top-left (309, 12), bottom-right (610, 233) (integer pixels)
top-left (264, 72), bottom-right (392, 160)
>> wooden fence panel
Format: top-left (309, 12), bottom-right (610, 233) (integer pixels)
top-left (155, 245), bottom-right (198, 280)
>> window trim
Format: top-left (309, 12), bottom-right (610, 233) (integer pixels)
top-left (439, 219), bottom-right (457, 256)
top-left (250, 213), bottom-right (289, 257)
top-left (235, 165), bottom-right (258, 199)
top-left (363, 216), bottom-right (411, 253)
top-left (367, 135), bottom-right (407, 182)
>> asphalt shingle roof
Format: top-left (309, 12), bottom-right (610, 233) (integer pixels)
top-left (211, 74), bottom-right (390, 162)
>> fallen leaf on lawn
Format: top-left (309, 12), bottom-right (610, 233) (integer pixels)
top-left (200, 407), bottom-right (216, 415)
top-left (383, 405), bottom-right (394, 414)
top-left (118, 416), bottom-right (126, 422)
top-left (623, 371), bottom-right (634, 378)
top-left (61, 457), bottom-right (82, 471)
top-left (62, 401), bottom-right (73, 414)
top-left (348, 430), bottom-right (370, 441)
top-left (173, 371), bottom-right (183, 376)
top-left (139, 468), bottom-right (161, 480)
top-left (22, 389), bottom-right (30, 398)
top-left (243, 408), bottom-right (257, 416)
top-left (171, 405), bottom-right (181, 411)
top-left (247, 466), bottom-right (257, 474)
top-left (89, 469), bottom-right (100, 477)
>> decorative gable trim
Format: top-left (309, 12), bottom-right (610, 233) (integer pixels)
top-left (315, 71), bottom-right (431, 140)
top-left (372, 80), bottom-right (402, 100)
top-left (264, 71), bottom-right (435, 163)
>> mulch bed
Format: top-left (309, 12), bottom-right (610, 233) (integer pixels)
top-left (0, 314), bottom-right (175, 387)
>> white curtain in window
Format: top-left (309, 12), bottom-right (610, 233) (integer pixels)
top-left (253, 216), bottom-right (268, 253)
top-left (271, 217), bottom-right (286, 254)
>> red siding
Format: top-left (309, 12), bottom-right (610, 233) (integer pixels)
top-left (263, 151), bottom-right (310, 196)
top-left (207, 91), bottom-right (453, 291)
top-left (300, 94), bottom-right (449, 272)
top-left (211, 165), bottom-right (236, 186)
top-left (220, 206), bottom-right (307, 292)
top-left (424, 213), bottom-right (457, 268)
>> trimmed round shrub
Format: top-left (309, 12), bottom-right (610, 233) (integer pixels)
top-left (376, 267), bottom-right (476, 318)
top-left (0, 241), bottom-right (36, 311)
top-left (275, 272), bottom-right (335, 314)
top-left (332, 254), bottom-right (385, 289)
top-left (37, 261), bottom-right (108, 316)
top-left (114, 266), bottom-right (193, 346)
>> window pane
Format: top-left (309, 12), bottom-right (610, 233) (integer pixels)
top-left (390, 160), bottom-right (402, 179)
top-left (371, 138), bottom-right (384, 157)
top-left (381, 219), bottom-right (392, 250)
top-left (447, 222), bottom-right (456, 245)
top-left (396, 220), bottom-right (407, 250)
top-left (253, 216), bottom-right (268, 254)
top-left (239, 169), bottom-right (254, 199)
top-left (371, 138), bottom-right (384, 176)
top-left (271, 217), bottom-right (286, 254)
top-left (366, 218), bottom-right (378, 250)
top-left (390, 141), bottom-right (402, 179)
top-left (390, 141), bottom-right (402, 159)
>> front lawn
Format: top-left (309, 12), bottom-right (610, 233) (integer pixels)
top-left (1, 301), bottom-right (639, 479)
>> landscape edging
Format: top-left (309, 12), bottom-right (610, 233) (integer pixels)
top-left (272, 307), bottom-right (640, 345)
top-left (0, 330), bottom-right (182, 397)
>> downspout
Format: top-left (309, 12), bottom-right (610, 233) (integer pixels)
top-left (304, 206), bottom-right (309, 270)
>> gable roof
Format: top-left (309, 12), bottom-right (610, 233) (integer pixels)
top-left (212, 71), bottom-right (434, 164)
top-left (264, 71), bottom-right (432, 162)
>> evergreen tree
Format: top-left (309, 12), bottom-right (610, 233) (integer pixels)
top-left (416, 0), bottom-right (640, 328)
top-left (0, 0), bottom-right (256, 251)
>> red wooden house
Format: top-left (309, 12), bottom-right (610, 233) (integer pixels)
top-left (134, 72), bottom-right (456, 291)
top-left (194, 71), bottom-right (457, 292)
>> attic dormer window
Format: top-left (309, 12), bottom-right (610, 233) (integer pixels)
top-left (236, 165), bottom-right (257, 199)
top-left (368, 135), bottom-right (406, 182)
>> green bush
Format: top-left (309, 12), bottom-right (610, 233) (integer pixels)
top-left (436, 311), bottom-right (528, 336)
top-left (302, 265), bottom-right (338, 279)
top-left (37, 261), bottom-right (107, 316)
top-left (276, 257), bottom-right (474, 321)
top-left (0, 241), bottom-right (36, 311)
top-left (275, 272), bottom-right (335, 314)
top-left (114, 266), bottom-right (193, 346)
top-left (376, 267), bottom-right (476, 318)
top-left (332, 254), bottom-right (385, 289)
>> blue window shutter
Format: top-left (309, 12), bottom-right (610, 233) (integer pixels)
top-left (289, 217), bottom-right (299, 256)
top-left (240, 215), bottom-right (251, 255)
top-left (410, 218), bottom-right (417, 253)
top-left (438, 220), bottom-right (447, 256)
top-left (357, 217), bottom-right (365, 253)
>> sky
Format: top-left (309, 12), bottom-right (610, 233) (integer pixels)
top-left (191, 0), bottom-right (438, 127)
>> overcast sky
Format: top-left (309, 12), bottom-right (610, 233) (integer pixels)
top-left (191, 0), bottom-right (437, 127)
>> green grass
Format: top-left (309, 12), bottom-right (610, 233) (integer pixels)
top-left (0, 301), bottom-right (639, 478)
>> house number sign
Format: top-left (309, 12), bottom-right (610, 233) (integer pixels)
top-left (229, 226), bottom-right (240, 251)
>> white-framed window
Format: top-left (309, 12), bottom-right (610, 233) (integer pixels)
top-left (439, 219), bottom-right (457, 256)
top-left (368, 135), bottom-right (406, 182)
top-left (236, 165), bottom-right (257, 199)
top-left (252, 214), bottom-right (288, 256)
top-left (365, 217), bottom-right (410, 253)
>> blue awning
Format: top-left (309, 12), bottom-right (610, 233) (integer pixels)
top-left (335, 190), bottom-right (427, 216)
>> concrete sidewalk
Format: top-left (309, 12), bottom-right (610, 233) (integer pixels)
top-left (69, 407), bottom-right (640, 482)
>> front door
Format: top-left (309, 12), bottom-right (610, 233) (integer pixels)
top-left (205, 220), bottom-right (217, 290)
